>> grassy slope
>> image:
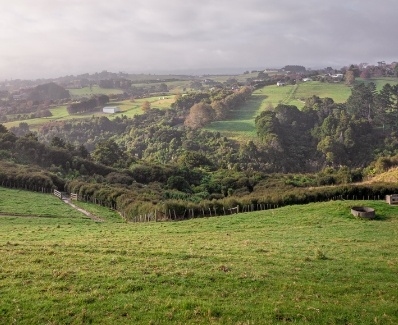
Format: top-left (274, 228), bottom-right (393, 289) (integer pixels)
top-left (0, 187), bottom-right (87, 219)
top-left (365, 167), bottom-right (398, 184)
top-left (4, 77), bottom-right (398, 136)
top-left (3, 95), bottom-right (176, 131)
top-left (1, 186), bottom-right (398, 324)
top-left (68, 85), bottom-right (124, 98)
top-left (294, 81), bottom-right (351, 104)
top-left (357, 77), bottom-right (398, 90)
top-left (206, 77), bottom-right (398, 140)
top-left (205, 90), bottom-right (268, 139)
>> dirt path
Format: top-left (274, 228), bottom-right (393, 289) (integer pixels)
top-left (62, 197), bottom-right (104, 222)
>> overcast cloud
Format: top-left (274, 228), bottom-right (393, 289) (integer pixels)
top-left (1, 0), bottom-right (397, 79)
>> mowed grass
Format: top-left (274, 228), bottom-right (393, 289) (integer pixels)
top-left (1, 187), bottom-right (398, 324)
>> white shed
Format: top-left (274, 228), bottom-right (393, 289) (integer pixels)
top-left (103, 106), bottom-right (120, 113)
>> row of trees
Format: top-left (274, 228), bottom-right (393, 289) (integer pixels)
top-left (67, 94), bottom-right (109, 114)
top-left (37, 115), bottom-right (131, 151)
top-left (66, 175), bottom-right (398, 220)
top-left (184, 86), bottom-right (252, 129)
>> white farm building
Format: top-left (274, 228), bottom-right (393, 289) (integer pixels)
top-left (103, 106), bottom-right (120, 114)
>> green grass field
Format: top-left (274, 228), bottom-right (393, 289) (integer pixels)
top-left (1, 187), bottom-right (397, 324)
top-left (68, 86), bottom-right (124, 98)
top-left (104, 96), bottom-right (175, 119)
top-left (357, 77), bottom-right (398, 90)
top-left (205, 91), bottom-right (268, 139)
top-left (3, 96), bottom-right (176, 131)
top-left (294, 81), bottom-right (351, 104)
top-left (4, 77), bottom-right (398, 138)
top-left (205, 78), bottom-right (398, 140)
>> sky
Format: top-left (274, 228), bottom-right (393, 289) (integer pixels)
top-left (1, 0), bottom-right (397, 80)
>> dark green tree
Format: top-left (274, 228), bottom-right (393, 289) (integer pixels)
top-left (50, 136), bottom-right (66, 148)
top-left (91, 139), bottom-right (126, 167)
top-left (346, 83), bottom-right (376, 121)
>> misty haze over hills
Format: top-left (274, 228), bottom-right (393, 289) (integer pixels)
top-left (1, 1), bottom-right (398, 80)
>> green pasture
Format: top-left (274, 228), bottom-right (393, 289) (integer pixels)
top-left (109, 96), bottom-right (175, 118)
top-left (206, 81), bottom-right (354, 140)
top-left (1, 186), bottom-right (397, 324)
top-left (205, 90), bottom-right (268, 139)
top-left (131, 80), bottom-right (192, 94)
top-left (209, 72), bottom-right (260, 83)
top-left (294, 81), bottom-right (351, 104)
top-left (4, 77), bottom-right (398, 139)
top-left (205, 84), bottom-right (305, 139)
top-left (136, 96), bottom-right (175, 110)
top-left (68, 85), bottom-right (124, 98)
top-left (0, 187), bottom-right (86, 219)
top-left (3, 96), bottom-right (176, 130)
top-left (4, 104), bottom-right (88, 131)
top-left (357, 77), bottom-right (398, 90)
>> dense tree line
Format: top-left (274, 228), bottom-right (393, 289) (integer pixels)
top-left (67, 94), bottom-right (109, 114)
top-left (255, 82), bottom-right (398, 171)
top-left (99, 78), bottom-right (132, 89)
top-left (38, 115), bottom-right (130, 151)
top-left (182, 87), bottom-right (252, 129)
top-left (28, 82), bottom-right (70, 101)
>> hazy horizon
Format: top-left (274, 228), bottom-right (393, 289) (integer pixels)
top-left (1, 1), bottom-right (397, 80)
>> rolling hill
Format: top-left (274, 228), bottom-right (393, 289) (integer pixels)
top-left (1, 187), bottom-right (397, 324)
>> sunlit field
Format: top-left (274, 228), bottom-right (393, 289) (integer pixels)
top-left (205, 79), bottom-right (376, 140)
top-left (67, 85), bottom-right (124, 98)
top-left (4, 77), bottom-right (398, 137)
top-left (1, 187), bottom-right (397, 324)
top-left (3, 95), bottom-right (176, 131)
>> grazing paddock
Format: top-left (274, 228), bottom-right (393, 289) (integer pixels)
top-left (1, 189), bottom-right (397, 324)
top-left (68, 85), bottom-right (124, 98)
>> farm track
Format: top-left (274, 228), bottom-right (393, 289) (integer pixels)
top-left (62, 197), bottom-right (104, 222)
top-left (281, 84), bottom-right (298, 104)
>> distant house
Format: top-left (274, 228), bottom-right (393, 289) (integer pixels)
top-left (277, 81), bottom-right (286, 86)
top-left (331, 73), bottom-right (343, 79)
top-left (302, 78), bottom-right (312, 82)
top-left (264, 68), bottom-right (281, 73)
top-left (103, 106), bottom-right (120, 113)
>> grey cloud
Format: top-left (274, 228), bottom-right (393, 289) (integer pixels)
top-left (1, 0), bottom-right (397, 79)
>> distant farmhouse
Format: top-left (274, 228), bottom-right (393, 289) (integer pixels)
top-left (103, 106), bottom-right (120, 114)
top-left (276, 81), bottom-right (286, 86)
top-left (264, 68), bottom-right (281, 73)
top-left (331, 73), bottom-right (344, 81)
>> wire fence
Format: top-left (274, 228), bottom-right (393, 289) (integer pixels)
top-left (68, 192), bottom-right (389, 223)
